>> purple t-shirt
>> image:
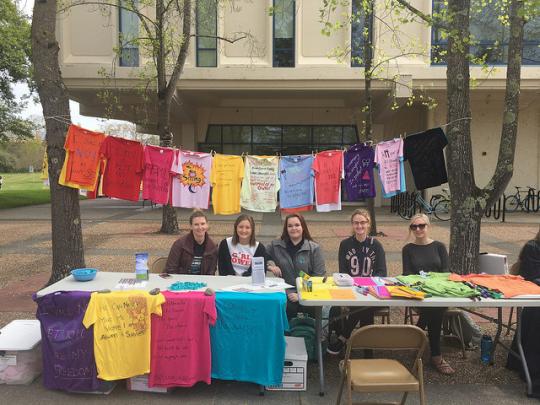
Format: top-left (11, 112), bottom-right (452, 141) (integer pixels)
top-left (34, 291), bottom-right (100, 392)
top-left (344, 144), bottom-right (375, 200)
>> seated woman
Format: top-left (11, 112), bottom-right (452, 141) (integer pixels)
top-left (218, 214), bottom-right (268, 276)
top-left (165, 210), bottom-right (218, 275)
top-left (507, 227), bottom-right (540, 398)
top-left (266, 214), bottom-right (326, 319)
top-left (402, 213), bottom-right (454, 375)
top-left (327, 209), bottom-right (387, 355)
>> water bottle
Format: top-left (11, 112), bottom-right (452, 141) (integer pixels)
top-left (135, 252), bottom-right (149, 281)
top-left (480, 335), bottom-right (493, 364)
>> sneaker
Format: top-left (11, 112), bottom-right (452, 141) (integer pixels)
top-left (326, 339), bottom-right (344, 355)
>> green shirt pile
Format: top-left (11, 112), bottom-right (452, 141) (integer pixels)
top-left (397, 273), bottom-right (479, 298)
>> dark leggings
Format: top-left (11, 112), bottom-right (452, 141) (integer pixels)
top-left (329, 306), bottom-right (376, 339)
top-left (417, 307), bottom-right (447, 357)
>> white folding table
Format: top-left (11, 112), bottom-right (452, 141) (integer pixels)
top-left (297, 278), bottom-right (540, 397)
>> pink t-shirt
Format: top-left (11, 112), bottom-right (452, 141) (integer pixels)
top-left (312, 150), bottom-right (343, 205)
top-left (142, 145), bottom-right (174, 204)
top-left (375, 138), bottom-right (403, 194)
top-left (170, 150), bottom-right (212, 209)
top-left (149, 291), bottom-right (217, 387)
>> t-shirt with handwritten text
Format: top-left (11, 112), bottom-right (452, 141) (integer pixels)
top-left (210, 154), bottom-right (244, 215)
top-left (99, 136), bottom-right (144, 201)
top-left (278, 155), bottom-right (314, 211)
top-left (142, 145), bottom-right (174, 205)
top-left (313, 150), bottom-right (344, 212)
top-left (82, 290), bottom-right (165, 380)
top-left (59, 125), bottom-right (105, 191)
top-left (240, 155), bottom-right (280, 212)
top-left (35, 291), bottom-right (100, 392)
top-left (344, 144), bottom-right (375, 200)
top-left (375, 138), bottom-right (404, 196)
top-left (149, 291), bottom-right (217, 387)
top-left (170, 150), bottom-right (212, 209)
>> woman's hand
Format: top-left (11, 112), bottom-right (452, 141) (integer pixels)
top-left (287, 292), bottom-right (299, 302)
top-left (268, 265), bottom-right (282, 277)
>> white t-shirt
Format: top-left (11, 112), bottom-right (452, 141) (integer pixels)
top-left (226, 237), bottom-right (259, 276)
top-left (240, 155), bottom-right (280, 212)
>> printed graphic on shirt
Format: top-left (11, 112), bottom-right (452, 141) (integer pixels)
top-left (171, 151), bottom-right (212, 209)
top-left (181, 161), bottom-right (207, 193)
top-left (190, 256), bottom-right (203, 274)
top-left (344, 246), bottom-right (377, 276)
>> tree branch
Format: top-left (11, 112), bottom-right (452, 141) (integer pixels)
top-left (392, 0), bottom-right (448, 29)
top-left (190, 34), bottom-right (248, 44)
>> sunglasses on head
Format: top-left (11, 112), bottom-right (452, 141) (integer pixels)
top-left (409, 223), bottom-right (427, 230)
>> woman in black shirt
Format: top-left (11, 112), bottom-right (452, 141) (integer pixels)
top-left (327, 208), bottom-right (387, 355)
top-left (402, 213), bottom-right (454, 374)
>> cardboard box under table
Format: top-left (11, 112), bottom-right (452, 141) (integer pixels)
top-left (266, 336), bottom-right (308, 391)
top-left (0, 320), bottom-right (42, 385)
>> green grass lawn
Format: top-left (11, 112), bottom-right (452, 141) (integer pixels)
top-left (0, 172), bottom-right (52, 209)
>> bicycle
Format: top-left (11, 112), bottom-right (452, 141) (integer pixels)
top-left (504, 186), bottom-right (537, 212)
top-left (398, 190), bottom-right (451, 221)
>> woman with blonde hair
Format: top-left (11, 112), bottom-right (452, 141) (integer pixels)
top-left (327, 208), bottom-right (387, 355)
top-left (402, 213), bottom-right (453, 374)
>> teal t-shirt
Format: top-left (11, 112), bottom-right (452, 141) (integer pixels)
top-left (210, 292), bottom-right (289, 386)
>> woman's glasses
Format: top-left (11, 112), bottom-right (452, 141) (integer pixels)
top-left (409, 223), bottom-right (427, 230)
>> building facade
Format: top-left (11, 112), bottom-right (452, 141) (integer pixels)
top-left (56, 0), bottom-right (540, 206)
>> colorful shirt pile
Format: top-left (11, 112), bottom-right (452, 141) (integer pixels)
top-left (448, 273), bottom-right (540, 298)
top-left (397, 273), bottom-right (479, 298)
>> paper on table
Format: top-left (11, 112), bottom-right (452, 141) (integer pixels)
top-left (220, 279), bottom-right (293, 293)
top-left (114, 278), bottom-right (148, 290)
top-left (310, 277), bottom-right (336, 286)
top-left (302, 290), bottom-right (333, 300)
top-left (353, 277), bottom-right (377, 287)
top-left (329, 289), bottom-right (357, 300)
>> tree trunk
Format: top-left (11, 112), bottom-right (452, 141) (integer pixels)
top-left (31, 0), bottom-right (85, 285)
top-left (363, 0), bottom-right (378, 236)
top-left (157, 95), bottom-right (179, 234)
top-left (446, 0), bottom-right (479, 274)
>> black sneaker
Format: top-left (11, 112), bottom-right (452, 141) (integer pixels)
top-left (326, 339), bottom-right (344, 355)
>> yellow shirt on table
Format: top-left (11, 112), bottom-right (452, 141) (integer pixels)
top-left (82, 290), bottom-right (165, 380)
top-left (210, 154), bottom-right (244, 215)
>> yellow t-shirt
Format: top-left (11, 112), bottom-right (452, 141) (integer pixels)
top-left (82, 291), bottom-right (165, 380)
top-left (210, 154), bottom-right (244, 215)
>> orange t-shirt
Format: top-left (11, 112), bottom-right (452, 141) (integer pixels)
top-left (448, 273), bottom-right (540, 297)
top-left (62, 125), bottom-right (106, 190)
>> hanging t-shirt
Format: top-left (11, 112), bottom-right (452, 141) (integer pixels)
top-left (99, 136), bottom-right (144, 201)
top-left (59, 125), bottom-right (106, 191)
top-left (210, 292), bottom-right (288, 386)
top-left (344, 144), bottom-right (376, 200)
top-left (170, 150), bottom-right (212, 209)
top-left (375, 138), bottom-right (404, 197)
top-left (313, 150), bottom-right (344, 212)
top-left (142, 145), bottom-right (174, 205)
top-left (278, 155), bottom-right (314, 211)
top-left (82, 291), bottom-right (165, 381)
top-left (34, 291), bottom-right (101, 392)
top-left (149, 291), bottom-right (217, 387)
top-left (404, 127), bottom-right (448, 190)
top-left (240, 155), bottom-right (280, 212)
top-left (226, 237), bottom-right (259, 275)
top-left (210, 154), bottom-right (244, 215)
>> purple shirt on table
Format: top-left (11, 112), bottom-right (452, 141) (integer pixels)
top-left (344, 144), bottom-right (376, 200)
top-left (34, 291), bottom-right (100, 392)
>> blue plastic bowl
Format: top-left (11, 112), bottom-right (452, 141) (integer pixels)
top-left (71, 268), bottom-right (98, 282)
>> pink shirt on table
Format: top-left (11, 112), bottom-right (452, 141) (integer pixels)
top-left (149, 291), bottom-right (217, 387)
top-left (170, 150), bottom-right (212, 209)
top-left (142, 145), bottom-right (174, 204)
top-left (374, 138), bottom-right (403, 194)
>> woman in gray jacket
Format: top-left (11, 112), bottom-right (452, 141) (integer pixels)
top-left (266, 213), bottom-right (326, 318)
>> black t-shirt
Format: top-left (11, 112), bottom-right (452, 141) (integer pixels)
top-left (402, 240), bottom-right (448, 275)
top-left (286, 238), bottom-right (304, 259)
top-left (190, 240), bottom-right (205, 275)
top-left (404, 127), bottom-right (448, 190)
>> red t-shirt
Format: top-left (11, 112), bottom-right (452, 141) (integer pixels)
top-left (99, 136), bottom-right (144, 201)
top-left (64, 125), bottom-right (106, 189)
top-left (312, 150), bottom-right (343, 205)
top-left (142, 145), bottom-right (174, 205)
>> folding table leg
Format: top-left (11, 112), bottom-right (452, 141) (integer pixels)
top-left (490, 307), bottom-right (503, 365)
top-left (515, 307), bottom-right (533, 396)
top-left (315, 306), bottom-right (325, 396)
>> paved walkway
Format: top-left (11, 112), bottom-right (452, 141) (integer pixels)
top-left (1, 199), bottom-right (539, 403)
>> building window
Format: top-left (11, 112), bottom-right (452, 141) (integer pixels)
top-left (198, 125), bottom-right (358, 155)
top-left (196, 0), bottom-right (218, 67)
top-left (119, 2), bottom-right (139, 67)
top-left (351, 0), bottom-right (368, 67)
top-left (273, 0), bottom-right (295, 67)
top-left (431, 0), bottom-right (540, 65)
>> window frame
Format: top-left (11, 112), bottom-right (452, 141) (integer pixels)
top-left (118, 1), bottom-right (140, 67)
top-left (272, 0), bottom-right (296, 68)
top-left (196, 0), bottom-right (218, 68)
